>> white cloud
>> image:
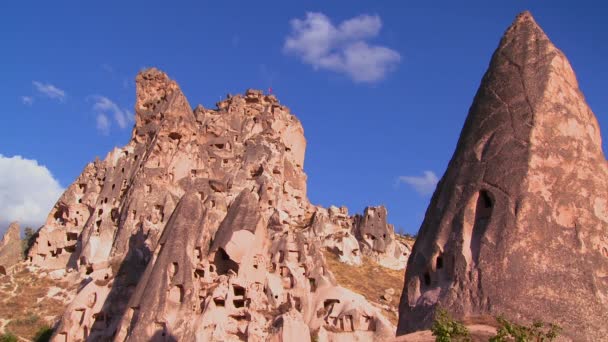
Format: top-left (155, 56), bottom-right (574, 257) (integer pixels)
top-left (96, 113), bottom-right (111, 135)
top-left (0, 155), bottom-right (63, 229)
top-left (92, 96), bottom-right (133, 133)
top-left (21, 96), bottom-right (34, 106)
top-left (32, 81), bottom-right (66, 101)
top-left (284, 12), bottom-right (401, 83)
top-left (398, 171), bottom-right (439, 196)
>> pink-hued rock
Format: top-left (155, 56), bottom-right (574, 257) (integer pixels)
top-left (0, 222), bottom-right (22, 272)
top-left (305, 206), bottom-right (411, 269)
top-left (34, 68), bottom-right (397, 341)
top-left (397, 11), bottom-right (608, 341)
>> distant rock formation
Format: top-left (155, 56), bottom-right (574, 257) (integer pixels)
top-left (29, 69), bottom-right (405, 341)
top-left (0, 222), bottom-right (23, 273)
top-left (397, 11), bottom-right (608, 341)
top-left (306, 205), bottom-right (411, 269)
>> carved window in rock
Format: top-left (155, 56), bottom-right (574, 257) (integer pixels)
top-left (194, 247), bottom-right (202, 262)
top-left (423, 272), bottom-right (431, 286)
top-left (213, 297), bottom-right (225, 307)
top-left (233, 298), bottom-right (246, 308)
top-left (342, 315), bottom-right (354, 332)
top-left (436, 254), bottom-right (444, 270)
top-left (323, 299), bottom-right (340, 318)
top-left (293, 296), bottom-right (302, 312)
top-left (153, 205), bottom-right (164, 223)
top-left (66, 232), bottom-right (78, 242)
top-left (309, 278), bottom-right (317, 292)
top-left (214, 248), bottom-right (239, 275)
top-left (232, 285), bottom-right (247, 308)
top-left (194, 269), bottom-right (205, 280)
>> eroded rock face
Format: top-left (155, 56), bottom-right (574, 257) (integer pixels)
top-left (305, 206), bottom-right (411, 269)
top-left (0, 222), bottom-right (23, 272)
top-left (354, 207), bottom-right (411, 270)
top-left (397, 12), bottom-right (608, 341)
top-left (33, 69), bottom-right (396, 341)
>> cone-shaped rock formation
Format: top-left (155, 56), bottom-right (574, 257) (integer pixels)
top-left (29, 68), bottom-right (404, 341)
top-left (0, 222), bottom-right (22, 274)
top-left (397, 11), bottom-right (608, 341)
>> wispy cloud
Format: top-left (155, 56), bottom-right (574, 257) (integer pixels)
top-left (398, 171), bottom-right (439, 196)
top-left (21, 96), bottom-right (34, 106)
top-left (32, 81), bottom-right (66, 101)
top-left (96, 113), bottom-right (111, 135)
top-left (102, 63), bottom-right (131, 89)
top-left (284, 12), bottom-right (401, 83)
top-left (91, 96), bottom-right (134, 134)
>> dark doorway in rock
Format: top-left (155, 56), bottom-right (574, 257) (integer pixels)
top-left (472, 190), bottom-right (493, 264)
top-left (423, 272), bottom-right (431, 286)
top-left (436, 255), bottom-right (443, 270)
top-left (214, 248), bottom-right (239, 275)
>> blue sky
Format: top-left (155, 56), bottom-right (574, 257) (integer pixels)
top-left (1, 1), bottom-right (607, 235)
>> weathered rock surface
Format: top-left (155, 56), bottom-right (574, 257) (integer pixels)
top-left (30, 69), bottom-right (400, 341)
top-left (0, 222), bottom-right (23, 273)
top-left (397, 11), bottom-right (608, 341)
top-left (306, 206), bottom-right (411, 269)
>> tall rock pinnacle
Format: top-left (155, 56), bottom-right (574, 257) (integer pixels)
top-left (397, 11), bottom-right (608, 341)
top-left (28, 69), bottom-right (405, 341)
top-left (0, 222), bottom-right (22, 273)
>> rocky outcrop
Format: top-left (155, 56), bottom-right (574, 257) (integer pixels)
top-left (0, 222), bottom-right (23, 273)
top-left (32, 69), bottom-right (397, 341)
top-left (306, 206), bottom-right (411, 269)
top-left (397, 12), bottom-right (608, 341)
top-left (354, 207), bottom-right (411, 269)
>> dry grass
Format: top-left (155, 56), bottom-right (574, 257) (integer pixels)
top-left (323, 250), bottom-right (405, 325)
top-left (0, 265), bottom-right (71, 340)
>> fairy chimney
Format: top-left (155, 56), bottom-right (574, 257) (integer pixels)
top-left (397, 12), bottom-right (608, 341)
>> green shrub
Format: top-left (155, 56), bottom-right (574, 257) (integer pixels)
top-left (431, 308), bottom-right (472, 342)
top-left (0, 332), bottom-right (18, 342)
top-left (33, 325), bottom-right (54, 342)
top-left (489, 316), bottom-right (562, 342)
top-left (22, 226), bottom-right (37, 257)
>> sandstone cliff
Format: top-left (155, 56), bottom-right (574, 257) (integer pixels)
top-left (28, 69), bottom-right (405, 341)
top-left (397, 12), bottom-right (608, 341)
top-left (0, 222), bottom-right (23, 274)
